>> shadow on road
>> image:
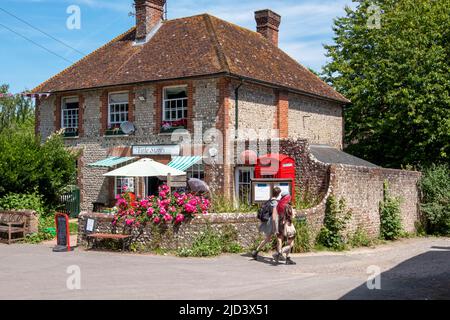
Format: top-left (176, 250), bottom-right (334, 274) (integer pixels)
top-left (340, 246), bottom-right (450, 300)
top-left (240, 253), bottom-right (278, 266)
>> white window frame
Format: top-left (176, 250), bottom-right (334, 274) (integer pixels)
top-left (115, 176), bottom-right (135, 196)
top-left (61, 96), bottom-right (79, 130)
top-left (235, 167), bottom-right (255, 206)
top-left (108, 91), bottom-right (129, 127)
top-left (187, 163), bottom-right (205, 180)
top-left (162, 85), bottom-right (188, 122)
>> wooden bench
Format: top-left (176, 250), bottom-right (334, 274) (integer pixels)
top-left (0, 213), bottom-right (27, 244)
top-left (86, 233), bottom-right (132, 251)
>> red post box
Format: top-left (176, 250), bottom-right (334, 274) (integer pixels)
top-left (255, 153), bottom-right (296, 201)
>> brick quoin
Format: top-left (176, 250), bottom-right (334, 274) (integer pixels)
top-left (78, 94), bottom-right (85, 137)
top-left (216, 77), bottom-right (233, 199)
top-left (54, 95), bottom-right (61, 131)
top-left (277, 91), bottom-right (289, 138)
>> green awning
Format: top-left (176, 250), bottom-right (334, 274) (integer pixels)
top-left (88, 157), bottom-right (136, 168)
top-left (168, 156), bottom-right (202, 171)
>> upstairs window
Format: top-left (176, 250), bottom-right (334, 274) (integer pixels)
top-left (61, 97), bottom-right (79, 137)
top-left (108, 92), bottom-right (129, 135)
top-left (162, 86), bottom-right (188, 132)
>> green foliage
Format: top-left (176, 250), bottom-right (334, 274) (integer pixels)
top-left (379, 181), bottom-right (403, 240)
top-left (294, 190), bottom-right (320, 210)
top-left (0, 126), bottom-right (78, 206)
top-left (177, 225), bottom-right (243, 257)
top-left (0, 191), bottom-right (45, 215)
top-left (0, 84), bottom-right (34, 132)
top-left (292, 218), bottom-right (312, 253)
top-left (349, 226), bottom-right (372, 248)
top-left (316, 196), bottom-right (352, 251)
top-left (419, 164), bottom-right (450, 236)
top-left (210, 194), bottom-right (257, 214)
top-left (323, 0), bottom-right (450, 168)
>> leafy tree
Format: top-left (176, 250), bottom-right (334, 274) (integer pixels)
top-left (323, 0), bottom-right (450, 168)
top-left (420, 164), bottom-right (450, 236)
top-left (0, 126), bottom-right (77, 206)
top-left (0, 84), bottom-right (34, 131)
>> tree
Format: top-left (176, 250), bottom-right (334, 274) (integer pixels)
top-left (0, 125), bottom-right (77, 206)
top-left (0, 84), bottom-right (34, 131)
top-left (322, 0), bottom-right (450, 168)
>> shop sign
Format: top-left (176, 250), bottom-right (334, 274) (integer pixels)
top-left (132, 145), bottom-right (180, 156)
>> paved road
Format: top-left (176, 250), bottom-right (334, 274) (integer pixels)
top-left (0, 237), bottom-right (449, 300)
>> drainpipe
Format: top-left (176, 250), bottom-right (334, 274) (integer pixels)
top-left (234, 79), bottom-right (244, 139)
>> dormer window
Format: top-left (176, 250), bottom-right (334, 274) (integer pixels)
top-left (61, 97), bottom-right (79, 137)
top-left (107, 92), bottom-right (129, 135)
top-left (161, 86), bottom-right (188, 133)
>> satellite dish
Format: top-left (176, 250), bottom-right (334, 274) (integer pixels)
top-left (120, 121), bottom-right (136, 135)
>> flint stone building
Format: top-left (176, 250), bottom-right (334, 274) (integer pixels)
top-left (33, 0), bottom-right (349, 211)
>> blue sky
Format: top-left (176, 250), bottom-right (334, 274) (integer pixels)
top-left (0, 0), bottom-right (354, 93)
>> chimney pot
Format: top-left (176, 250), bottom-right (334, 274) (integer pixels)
top-left (134, 0), bottom-right (166, 42)
top-left (255, 9), bottom-right (281, 47)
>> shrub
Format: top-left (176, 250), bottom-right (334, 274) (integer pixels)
top-left (210, 194), bottom-right (257, 213)
top-left (0, 128), bottom-right (78, 206)
top-left (379, 181), bottom-right (403, 240)
top-left (292, 218), bottom-right (312, 253)
top-left (0, 191), bottom-right (45, 215)
top-left (349, 226), bottom-right (372, 248)
top-left (419, 164), bottom-right (450, 236)
top-left (316, 195), bottom-right (351, 251)
top-left (113, 185), bottom-right (211, 228)
top-left (177, 225), bottom-right (243, 257)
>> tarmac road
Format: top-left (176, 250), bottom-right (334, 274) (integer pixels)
top-left (0, 237), bottom-right (449, 300)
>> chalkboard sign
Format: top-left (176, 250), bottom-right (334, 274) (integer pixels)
top-left (53, 213), bottom-right (73, 252)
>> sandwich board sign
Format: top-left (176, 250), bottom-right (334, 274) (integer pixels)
top-left (53, 213), bottom-right (74, 252)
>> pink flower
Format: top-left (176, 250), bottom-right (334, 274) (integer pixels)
top-left (184, 203), bottom-right (196, 214)
top-left (153, 216), bottom-right (161, 224)
top-left (175, 214), bottom-right (185, 223)
top-left (163, 214), bottom-right (173, 222)
top-left (159, 207), bottom-right (167, 215)
top-left (159, 191), bottom-right (167, 199)
top-left (147, 207), bottom-right (155, 216)
top-left (169, 206), bottom-right (177, 213)
top-left (140, 199), bottom-right (149, 208)
top-left (125, 219), bottom-right (134, 226)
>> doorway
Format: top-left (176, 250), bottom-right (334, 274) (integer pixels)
top-left (235, 167), bottom-right (255, 206)
top-left (145, 177), bottom-right (160, 197)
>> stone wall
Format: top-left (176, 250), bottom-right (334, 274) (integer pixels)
top-left (288, 93), bottom-right (343, 149)
top-left (78, 212), bottom-right (260, 250)
top-left (228, 82), bottom-right (277, 135)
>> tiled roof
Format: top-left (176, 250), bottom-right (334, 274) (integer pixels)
top-left (32, 14), bottom-right (349, 103)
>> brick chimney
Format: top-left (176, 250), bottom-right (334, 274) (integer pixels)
top-left (134, 0), bottom-right (166, 42)
top-left (255, 9), bottom-right (281, 46)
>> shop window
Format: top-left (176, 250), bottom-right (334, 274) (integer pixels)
top-left (161, 86), bottom-right (188, 133)
top-left (61, 97), bottom-right (79, 137)
top-left (187, 164), bottom-right (205, 180)
top-left (115, 177), bottom-right (135, 196)
top-left (235, 167), bottom-right (254, 205)
top-left (107, 92), bottom-right (128, 135)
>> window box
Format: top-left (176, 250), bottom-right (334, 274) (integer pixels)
top-left (105, 128), bottom-right (126, 136)
top-left (62, 128), bottom-right (78, 138)
top-left (160, 120), bottom-right (188, 133)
